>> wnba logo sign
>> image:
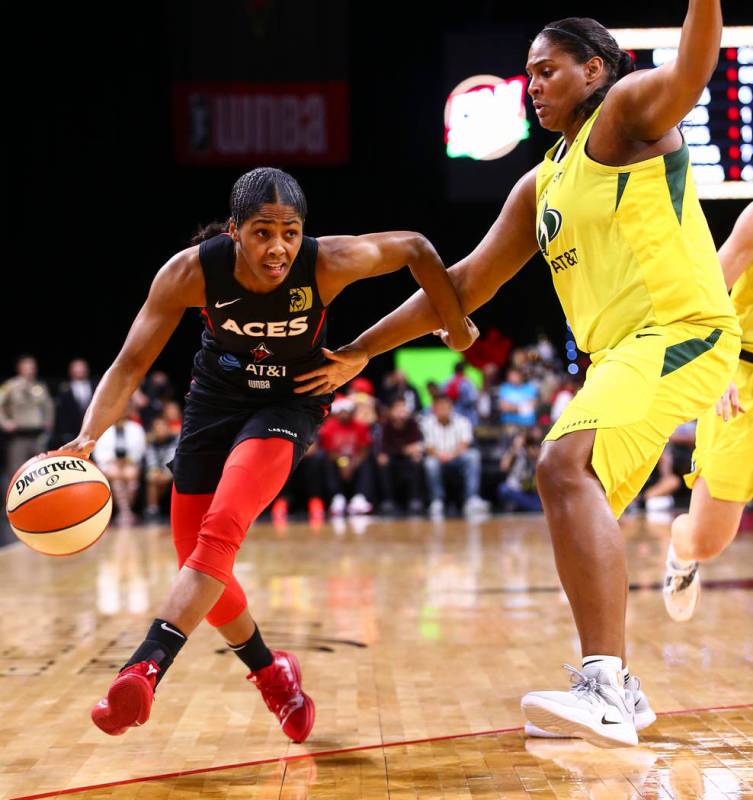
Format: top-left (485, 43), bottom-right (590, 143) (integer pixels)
top-left (537, 203), bottom-right (563, 256)
top-left (445, 75), bottom-right (530, 160)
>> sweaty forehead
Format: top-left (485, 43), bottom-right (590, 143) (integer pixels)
top-left (248, 204), bottom-right (302, 225)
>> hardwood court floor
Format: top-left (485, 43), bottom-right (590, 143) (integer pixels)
top-left (1, 512), bottom-right (752, 799)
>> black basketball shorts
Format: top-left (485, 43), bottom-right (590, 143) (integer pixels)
top-left (169, 389), bottom-right (331, 494)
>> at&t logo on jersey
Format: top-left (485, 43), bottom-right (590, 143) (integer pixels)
top-left (537, 202), bottom-right (563, 257)
top-left (220, 317), bottom-right (309, 337)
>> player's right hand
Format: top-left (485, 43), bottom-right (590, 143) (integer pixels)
top-left (293, 345), bottom-right (369, 395)
top-left (716, 381), bottom-right (744, 422)
top-left (59, 437), bottom-right (97, 459)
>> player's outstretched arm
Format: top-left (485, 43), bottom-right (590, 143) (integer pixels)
top-left (64, 250), bottom-right (204, 457)
top-left (605, 0), bottom-right (722, 142)
top-left (718, 202), bottom-right (753, 289)
top-left (294, 168), bottom-right (538, 395)
top-left (316, 229), bottom-right (476, 352)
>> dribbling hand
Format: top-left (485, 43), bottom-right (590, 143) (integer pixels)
top-left (432, 316), bottom-right (479, 352)
top-left (293, 346), bottom-right (369, 395)
top-left (59, 437), bottom-right (97, 459)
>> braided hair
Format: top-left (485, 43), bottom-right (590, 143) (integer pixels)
top-left (191, 167), bottom-right (307, 244)
top-left (537, 18), bottom-right (635, 121)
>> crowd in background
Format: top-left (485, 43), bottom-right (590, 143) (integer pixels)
top-left (0, 357), bottom-right (180, 525)
top-left (0, 332), bottom-right (699, 527)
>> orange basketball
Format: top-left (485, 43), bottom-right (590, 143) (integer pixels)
top-left (5, 450), bottom-right (112, 556)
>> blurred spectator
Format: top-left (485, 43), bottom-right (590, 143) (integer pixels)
top-left (377, 397), bottom-right (424, 515)
top-left (465, 327), bottom-right (512, 370)
top-left (350, 376), bottom-right (375, 396)
top-left (550, 378), bottom-right (577, 423)
top-left (0, 356), bottom-right (54, 475)
top-left (144, 417), bottom-right (178, 522)
top-left (498, 431), bottom-right (542, 512)
top-left (498, 367), bottom-right (539, 426)
top-left (421, 394), bottom-right (489, 519)
top-left (347, 380), bottom-right (378, 428)
top-left (136, 371), bottom-right (175, 430)
top-left (94, 408), bottom-right (147, 526)
top-left (536, 333), bottom-right (556, 364)
top-left (424, 380), bottom-right (442, 409)
top-left (380, 369), bottom-right (422, 415)
top-left (319, 396), bottom-right (376, 515)
top-left (445, 362), bottom-right (479, 425)
top-left (161, 401), bottom-right (183, 435)
top-left (51, 358), bottom-right (95, 449)
top-left (476, 364), bottom-right (501, 424)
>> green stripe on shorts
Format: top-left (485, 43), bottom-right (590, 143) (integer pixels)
top-left (661, 328), bottom-right (722, 377)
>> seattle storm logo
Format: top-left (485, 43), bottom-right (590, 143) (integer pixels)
top-left (537, 202), bottom-right (563, 257)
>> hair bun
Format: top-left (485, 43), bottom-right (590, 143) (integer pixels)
top-left (618, 50), bottom-right (636, 76)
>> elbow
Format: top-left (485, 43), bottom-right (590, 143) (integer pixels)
top-left (405, 232), bottom-right (436, 264)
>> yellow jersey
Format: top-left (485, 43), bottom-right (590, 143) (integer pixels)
top-left (535, 106), bottom-right (740, 353)
top-left (731, 264), bottom-right (753, 352)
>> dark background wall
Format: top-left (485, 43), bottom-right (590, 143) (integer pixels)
top-left (4, 0), bottom-right (750, 390)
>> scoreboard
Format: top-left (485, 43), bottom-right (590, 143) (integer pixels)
top-left (612, 27), bottom-right (753, 199)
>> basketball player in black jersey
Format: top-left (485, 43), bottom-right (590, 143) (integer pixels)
top-left (63, 167), bottom-right (476, 742)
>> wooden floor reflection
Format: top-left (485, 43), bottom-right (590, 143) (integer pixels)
top-left (1, 513), bottom-right (752, 799)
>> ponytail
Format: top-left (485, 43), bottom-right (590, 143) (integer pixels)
top-left (191, 220), bottom-right (230, 245)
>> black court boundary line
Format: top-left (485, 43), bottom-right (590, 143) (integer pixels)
top-left (10, 702), bottom-right (753, 800)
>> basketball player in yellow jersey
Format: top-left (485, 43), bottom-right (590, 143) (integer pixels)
top-left (294, 1), bottom-right (741, 747)
top-left (664, 202), bottom-right (753, 621)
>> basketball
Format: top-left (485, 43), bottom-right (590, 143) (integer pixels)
top-left (5, 451), bottom-right (112, 556)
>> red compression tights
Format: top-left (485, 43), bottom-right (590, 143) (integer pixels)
top-left (170, 438), bottom-right (294, 627)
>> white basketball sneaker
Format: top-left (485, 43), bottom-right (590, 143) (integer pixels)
top-left (663, 551), bottom-right (700, 622)
top-left (521, 664), bottom-right (638, 748)
top-left (524, 673), bottom-right (655, 738)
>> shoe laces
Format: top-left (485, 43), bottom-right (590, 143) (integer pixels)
top-left (665, 563), bottom-right (698, 592)
top-left (563, 664), bottom-right (622, 709)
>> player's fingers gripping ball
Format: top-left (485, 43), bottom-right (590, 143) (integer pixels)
top-left (5, 451), bottom-right (112, 556)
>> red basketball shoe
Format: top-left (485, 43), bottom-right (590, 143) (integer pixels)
top-left (91, 660), bottom-right (159, 735)
top-left (247, 650), bottom-right (315, 743)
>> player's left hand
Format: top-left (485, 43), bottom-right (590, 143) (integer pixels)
top-left (716, 381), bottom-right (744, 422)
top-left (432, 316), bottom-right (479, 351)
top-left (294, 345), bottom-right (369, 395)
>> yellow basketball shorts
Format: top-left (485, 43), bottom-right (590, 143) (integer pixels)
top-left (684, 356), bottom-right (753, 503)
top-left (546, 322), bottom-right (740, 518)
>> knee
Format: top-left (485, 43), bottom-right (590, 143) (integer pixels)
top-left (535, 442), bottom-right (583, 499)
top-left (673, 514), bottom-right (730, 561)
top-left (199, 503), bottom-right (246, 552)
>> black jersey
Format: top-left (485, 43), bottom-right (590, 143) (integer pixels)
top-left (191, 233), bottom-right (328, 399)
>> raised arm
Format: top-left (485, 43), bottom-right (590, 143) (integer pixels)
top-left (295, 168), bottom-right (539, 394)
top-left (316, 230), bottom-right (475, 351)
top-left (718, 203), bottom-right (753, 289)
top-left (65, 249), bottom-right (204, 456)
top-left (605, 0), bottom-right (722, 141)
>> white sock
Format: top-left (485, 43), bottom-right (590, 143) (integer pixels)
top-left (668, 541), bottom-right (695, 570)
top-left (582, 655), bottom-right (623, 689)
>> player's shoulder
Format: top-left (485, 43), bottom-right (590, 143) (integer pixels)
top-left (151, 245), bottom-right (205, 308)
